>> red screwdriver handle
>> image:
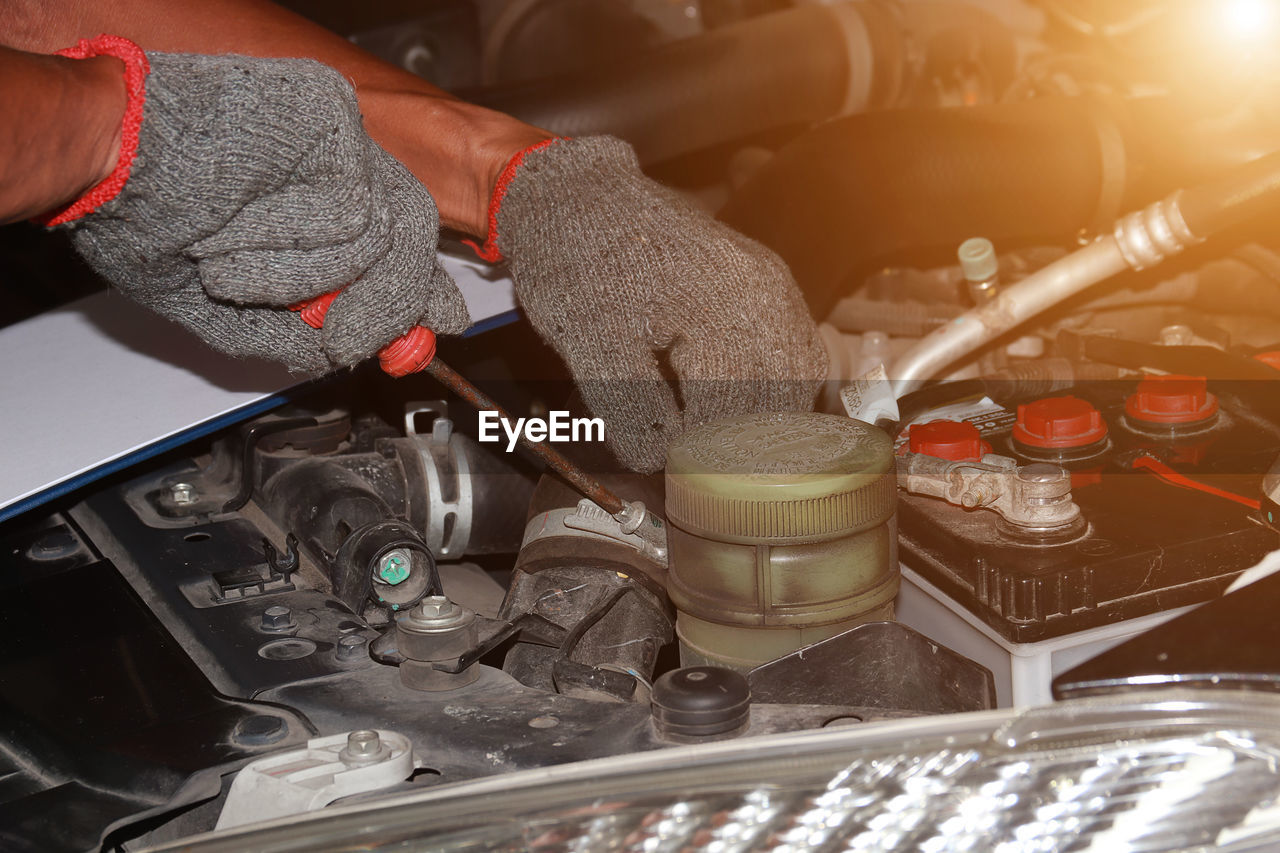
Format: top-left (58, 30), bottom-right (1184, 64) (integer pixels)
top-left (290, 290), bottom-right (437, 378)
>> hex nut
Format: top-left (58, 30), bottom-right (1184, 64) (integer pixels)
top-left (412, 595), bottom-right (458, 622)
top-left (261, 605), bottom-right (294, 632)
top-left (170, 482), bottom-right (197, 504)
top-left (339, 729), bottom-right (388, 765)
top-left (376, 549), bottom-right (412, 586)
top-left (337, 633), bottom-right (368, 661)
top-left (347, 730), bottom-right (380, 756)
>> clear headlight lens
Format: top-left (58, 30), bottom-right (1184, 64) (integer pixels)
top-left (159, 689), bottom-right (1280, 853)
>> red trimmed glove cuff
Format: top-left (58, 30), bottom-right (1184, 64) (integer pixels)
top-left (35, 34), bottom-right (150, 227)
top-left (463, 137), bottom-right (561, 263)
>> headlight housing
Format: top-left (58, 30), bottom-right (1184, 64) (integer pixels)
top-left (156, 689), bottom-right (1280, 852)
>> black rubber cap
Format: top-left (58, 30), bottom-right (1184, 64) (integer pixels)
top-left (651, 666), bottom-right (751, 742)
top-left (232, 714), bottom-right (288, 746)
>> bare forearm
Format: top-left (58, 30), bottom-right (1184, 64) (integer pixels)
top-left (0, 0), bottom-right (550, 234)
top-left (0, 46), bottom-right (124, 223)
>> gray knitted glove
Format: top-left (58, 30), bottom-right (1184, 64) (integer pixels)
top-left (56, 50), bottom-right (469, 372)
top-left (490, 136), bottom-right (828, 472)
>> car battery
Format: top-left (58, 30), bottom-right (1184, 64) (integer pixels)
top-left (892, 377), bottom-right (1280, 705)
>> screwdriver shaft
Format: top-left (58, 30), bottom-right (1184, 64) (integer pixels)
top-left (424, 358), bottom-right (626, 515)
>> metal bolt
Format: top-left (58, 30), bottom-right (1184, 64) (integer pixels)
top-left (261, 605), bottom-right (293, 631)
top-left (346, 730), bottom-right (381, 757)
top-left (170, 482), bottom-right (197, 505)
top-left (1018, 463), bottom-right (1065, 484)
top-left (1160, 324), bottom-right (1194, 346)
top-left (615, 500), bottom-right (646, 534)
top-left (403, 43), bottom-right (435, 77)
top-left (412, 595), bottom-right (458, 622)
top-left (339, 729), bottom-right (386, 765)
top-left (376, 549), bottom-right (412, 586)
top-left (337, 633), bottom-right (368, 661)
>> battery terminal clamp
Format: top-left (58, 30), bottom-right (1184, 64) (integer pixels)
top-left (900, 452), bottom-right (1082, 535)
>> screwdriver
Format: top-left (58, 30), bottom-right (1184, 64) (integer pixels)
top-left (293, 292), bottom-right (634, 519)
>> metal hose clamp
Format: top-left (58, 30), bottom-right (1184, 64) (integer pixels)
top-left (1113, 191), bottom-right (1201, 271)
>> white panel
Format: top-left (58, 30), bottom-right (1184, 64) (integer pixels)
top-left (0, 253), bottom-right (516, 520)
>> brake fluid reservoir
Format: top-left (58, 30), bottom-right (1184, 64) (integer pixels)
top-left (664, 412), bottom-right (898, 671)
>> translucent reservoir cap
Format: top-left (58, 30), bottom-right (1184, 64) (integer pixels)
top-left (664, 412), bottom-right (895, 542)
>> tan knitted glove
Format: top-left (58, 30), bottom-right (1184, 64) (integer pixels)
top-left (473, 136), bottom-right (828, 472)
top-left (45, 39), bottom-right (469, 373)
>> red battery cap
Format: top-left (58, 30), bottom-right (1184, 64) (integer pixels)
top-left (1013, 395), bottom-right (1108, 449)
top-left (908, 420), bottom-right (991, 461)
top-left (1124, 374), bottom-right (1218, 425)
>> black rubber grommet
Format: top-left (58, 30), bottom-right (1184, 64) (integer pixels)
top-left (651, 666), bottom-right (751, 742)
top-left (232, 714), bottom-right (288, 746)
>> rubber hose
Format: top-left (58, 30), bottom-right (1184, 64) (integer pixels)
top-left (1179, 148), bottom-right (1280, 238)
top-left (470, 3), bottom-right (887, 166)
top-left (719, 96), bottom-right (1128, 319)
top-left (1061, 334), bottom-right (1280, 381)
top-left (1076, 257), bottom-right (1280, 317)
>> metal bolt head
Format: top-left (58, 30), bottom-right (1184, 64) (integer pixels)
top-left (261, 605), bottom-right (293, 631)
top-left (1018, 462), bottom-right (1066, 483)
top-left (615, 500), bottom-right (646, 534)
top-left (346, 730), bottom-right (381, 757)
top-left (400, 596), bottom-right (474, 643)
top-left (412, 595), bottom-right (457, 622)
top-left (170, 482), bottom-right (197, 505)
top-left (339, 729), bottom-right (387, 765)
top-left (1160, 324), bottom-right (1194, 346)
top-left (336, 633), bottom-right (368, 661)
top-left (376, 549), bottom-right (411, 586)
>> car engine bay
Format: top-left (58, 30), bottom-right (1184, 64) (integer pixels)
top-left (8, 0), bottom-right (1280, 849)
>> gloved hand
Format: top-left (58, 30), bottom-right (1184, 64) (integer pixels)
top-left (472, 136), bottom-right (828, 472)
top-left (41, 36), bottom-right (470, 372)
